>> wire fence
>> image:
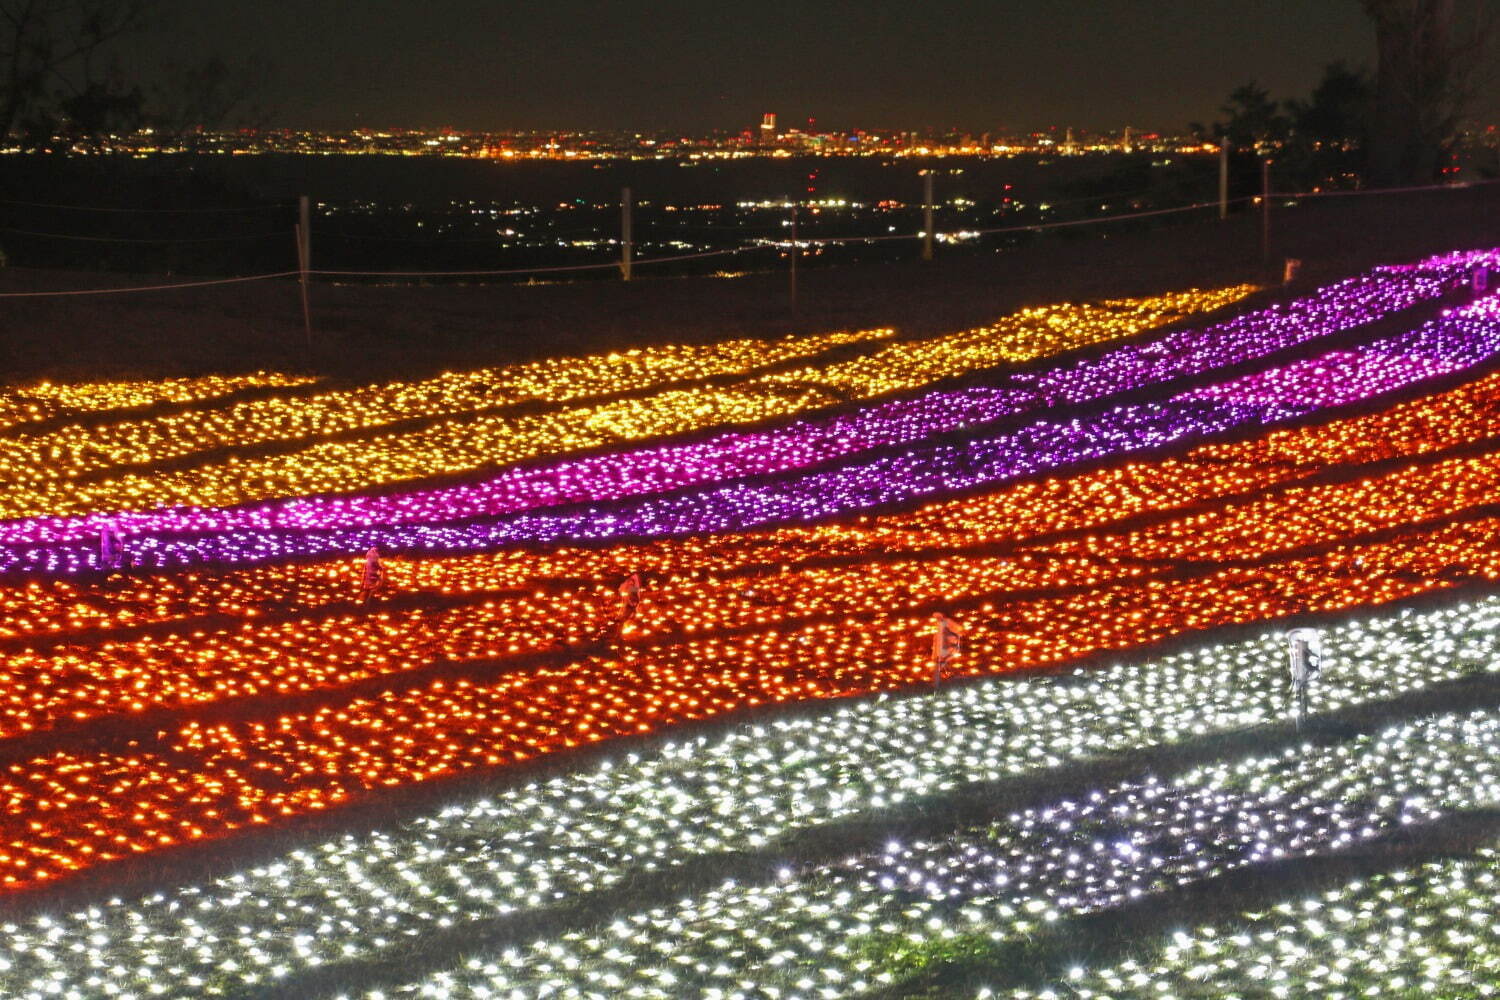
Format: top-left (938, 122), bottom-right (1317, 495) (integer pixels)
top-left (0, 175), bottom-right (1495, 300)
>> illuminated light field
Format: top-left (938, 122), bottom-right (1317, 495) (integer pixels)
top-left (1004, 848), bottom-right (1500, 1000)
top-left (0, 595), bottom-right (1494, 998)
top-left (0, 371), bottom-right (319, 432)
top-left (0, 341), bottom-right (1497, 753)
top-left (0, 479), bottom-right (1495, 890)
top-left (369, 710), bottom-right (1500, 1000)
top-left (3, 278), bottom-right (1495, 575)
top-left (9, 347), bottom-right (1500, 639)
top-left (4, 250), bottom-right (1500, 998)
top-left (0, 286), bottom-right (1247, 525)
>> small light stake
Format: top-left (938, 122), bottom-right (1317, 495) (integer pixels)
top-left (931, 612), bottom-right (964, 689)
top-left (1286, 626), bottom-right (1322, 727)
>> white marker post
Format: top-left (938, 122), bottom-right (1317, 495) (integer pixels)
top-left (1286, 627), bottom-right (1322, 727)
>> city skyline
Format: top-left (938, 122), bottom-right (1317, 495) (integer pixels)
top-left (122, 0), bottom-right (1500, 135)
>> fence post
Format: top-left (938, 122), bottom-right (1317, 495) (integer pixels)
top-left (922, 171), bottom-right (935, 261)
top-left (1219, 138), bottom-right (1230, 220)
top-left (620, 187), bottom-right (633, 281)
top-left (1260, 159), bottom-right (1271, 265)
top-left (296, 195), bottom-right (313, 353)
top-left (789, 201), bottom-right (798, 308)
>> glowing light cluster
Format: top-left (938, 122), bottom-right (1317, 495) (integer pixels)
top-left (1008, 848), bottom-right (1500, 999)
top-left (0, 371), bottom-right (316, 431)
top-left (364, 709), bottom-right (1500, 999)
top-left (6, 279), bottom-right (1496, 576)
top-left (0, 595), bottom-right (1494, 998)
top-left (0, 288), bottom-right (1256, 552)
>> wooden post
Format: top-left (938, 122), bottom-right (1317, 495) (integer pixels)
top-left (299, 195), bottom-right (312, 272)
top-left (620, 186), bottom-right (633, 281)
top-left (1260, 159), bottom-right (1271, 265)
top-left (922, 171), bottom-right (935, 261)
top-left (295, 196), bottom-right (313, 353)
top-left (1219, 138), bottom-right (1230, 220)
top-left (789, 201), bottom-right (798, 308)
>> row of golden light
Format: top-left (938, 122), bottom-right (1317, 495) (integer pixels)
top-left (0, 326), bottom-right (885, 486)
top-left (0, 288), bottom-right (1251, 519)
top-left (0, 372), bottom-right (316, 432)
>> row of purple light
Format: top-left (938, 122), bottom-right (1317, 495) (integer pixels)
top-left (0, 248), bottom-right (1492, 557)
top-left (8, 289), bottom-right (1498, 576)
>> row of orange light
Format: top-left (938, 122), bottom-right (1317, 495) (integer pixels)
top-left (0, 399), bottom-right (1498, 887)
top-left (0, 514), bottom-right (1495, 890)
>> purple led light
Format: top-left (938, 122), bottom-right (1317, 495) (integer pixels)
top-left (7, 289), bottom-right (1499, 576)
top-left (1, 248), bottom-right (1493, 561)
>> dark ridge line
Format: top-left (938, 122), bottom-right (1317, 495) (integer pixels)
top-left (0, 497), bottom-right (1494, 772)
top-left (871, 808), bottom-right (1500, 999)
top-left (0, 569), bottom-right (1494, 929)
top-left (13, 332), bottom-right (900, 491)
top-left (0, 376), bottom-right (335, 441)
top-left (232, 680), bottom-right (1500, 1000)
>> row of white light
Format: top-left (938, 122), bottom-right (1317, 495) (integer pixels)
top-left (0, 596), bottom-right (1496, 999)
top-left (1003, 847), bottom-right (1500, 999)
top-left (372, 707), bottom-right (1500, 998)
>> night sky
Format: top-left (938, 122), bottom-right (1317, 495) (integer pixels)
top-left (136, 1), bottom-right (1499, 134)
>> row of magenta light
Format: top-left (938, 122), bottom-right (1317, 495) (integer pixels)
top-left (9, 283), bottom-right (1498, 577)
top-left (0, 249), bottom-right (1485, 546)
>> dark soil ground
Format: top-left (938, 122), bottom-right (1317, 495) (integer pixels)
top-left (1, 183), bottom-right (1498, 383)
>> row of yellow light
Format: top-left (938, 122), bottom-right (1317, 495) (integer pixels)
top-left (0, 326), bottom-right (886, 491)
top-left (0, 287), bottom-right (1252, 519)
top-left (0, 372), bottom-right (315, 431)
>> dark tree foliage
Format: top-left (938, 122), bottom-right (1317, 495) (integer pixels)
top-left (1282, 62), bottom-right (1375, 188)
top-left (1361, 0), bottom-right (1496, 185)
top-left (0, 0), bottom-right (155, 142)
top-left (1213, 82), bottom-right (1291, 151)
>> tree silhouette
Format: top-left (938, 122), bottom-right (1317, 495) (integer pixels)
top-left (1361, 0), bottom-right (1496, 184)
top-left (0, 0), bottom-right (156, 141)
